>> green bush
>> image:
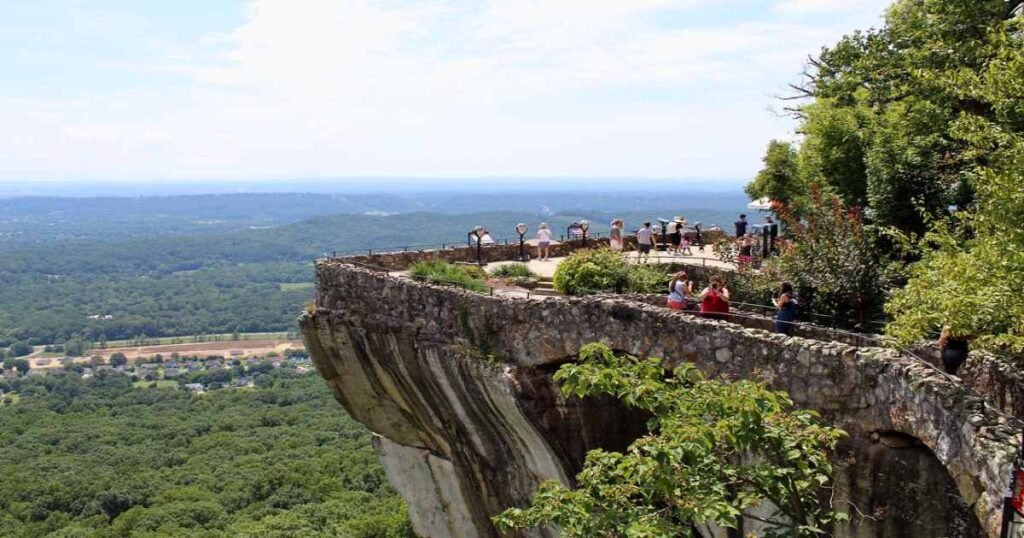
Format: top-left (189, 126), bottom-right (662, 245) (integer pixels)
top-left (553, 249), bottom-right (630, 295)
top-left (409, 260), bottom-right (488, 292)
top-left (554, 249), bottom-right (675, 296)
top-left (626, 264), bottom-right (671, 294)
top-left (489, 263), bottom-right (536, 279)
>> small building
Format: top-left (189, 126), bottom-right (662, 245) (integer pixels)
top-left (234, 377), bottom-right (253, 387)
top-left (184, 383), bottom-right (205, 393)
top-left (163, 368), bottom-right (181, 379)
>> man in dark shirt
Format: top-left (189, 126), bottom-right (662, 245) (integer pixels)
top-left (766, 216), bottom-right (779, 253)
top-left (734, 214), bottom-right (748, 238)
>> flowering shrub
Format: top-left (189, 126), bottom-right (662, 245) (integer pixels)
top-left (725, 188), bottom-right (898, 330)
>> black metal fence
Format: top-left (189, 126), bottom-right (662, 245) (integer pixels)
top-left (326, 232), bottom-right (608, 259)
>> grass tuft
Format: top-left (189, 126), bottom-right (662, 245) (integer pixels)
top-left (489, 263), bottom-right (537, 279)
top-left (409, 260), bottom-right (489, 292)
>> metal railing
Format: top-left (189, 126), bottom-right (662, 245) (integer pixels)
top-left (347, 260), bottom-right (391, 274)
top-left (729, 301), bottom-right (888, 334)
top-left (325, 233), bottom-right (611, 259)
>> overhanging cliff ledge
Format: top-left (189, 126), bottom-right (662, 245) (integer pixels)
top-left (300, 245), bottom-right (1021, 537)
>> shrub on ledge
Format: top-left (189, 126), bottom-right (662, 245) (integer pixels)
top-left (553, 248), bottom-right (631, 295)
top-left (489, 263), bottom-right (537, 279)
top-left (553, 249), bottom-right (670, 295)
top-left (409, 260), bottom-right (488, 292)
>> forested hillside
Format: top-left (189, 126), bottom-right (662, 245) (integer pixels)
top-left (0, 191), bottom-right (746, 245)
top-left (0, 195), bottom-right (745, 347)
top-left (0, 371), bottom-right (410, 537)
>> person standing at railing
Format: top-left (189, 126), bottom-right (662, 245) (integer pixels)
top-left (772, 282), bottom-right (798, 335)
top-left (734, 214), bottom-right (748, 238)
top-left (698, 277), bottom-right (730, 319)
top-left (536, 223), bottom-right (553, 261)
top-left (738, 234), bottom-right (755, 266)
top-left (609, 219), bottom-right (624, 253)
top-left (636, 222), bottom-right (655, 263)
top-left (667, 216), bottom-right (683, 255)
top-left (938, 326), bottom-right (969, 375)
top-left (766, 216), bottom-right (779, 254)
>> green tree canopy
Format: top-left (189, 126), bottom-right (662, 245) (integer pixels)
top-left (495, 343), bottom-right (846, 537)
top-left (759, 0), bottom-right (1018, 237)
top-left (886, 17), bottom-right (1024, 350)
top-left (8, 342), bottom-right (33, 358)
top-left (109, 352), bottom-right (128, 368)
top-left (746, 140), bottom-right (803, 207)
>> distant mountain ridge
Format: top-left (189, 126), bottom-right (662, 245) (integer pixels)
top-left (0, 191), bottom-right (748, 246)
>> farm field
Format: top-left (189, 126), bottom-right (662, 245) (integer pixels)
top-left (27, 337), bottom-right (305, 369)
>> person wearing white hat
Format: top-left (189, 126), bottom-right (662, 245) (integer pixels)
top-left (536, 222), bottom-right (553, 261)
top-left (668, 216), bottom-right (686, 255)
top-left (609, 219), bottom-right (624, 253)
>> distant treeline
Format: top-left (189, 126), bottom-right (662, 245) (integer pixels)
top-left (1, 198), bottom-right (746, 347)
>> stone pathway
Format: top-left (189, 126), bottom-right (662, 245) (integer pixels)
top-left (395, 246), bottom-right (736, 300)
top-left (487, 245), bottom-right (735, 278)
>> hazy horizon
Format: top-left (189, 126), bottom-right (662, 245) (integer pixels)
top-left (0, 177), bottom-right (748, 198)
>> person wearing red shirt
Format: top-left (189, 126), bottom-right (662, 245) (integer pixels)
top-left (698, 277), bottom-right (730, 320)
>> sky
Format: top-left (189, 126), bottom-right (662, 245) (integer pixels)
top-left (0, 0), bottom-right (893, 184)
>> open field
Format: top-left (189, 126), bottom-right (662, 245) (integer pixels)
top-left (280, 282), bottom-right (315, 292)
top-left (101, 331), bottom-right (293, 349)
top-left (28, 338), bottom-right (305, 369)
top-left (27, 331), bottom-right (296, 357)
top-left (133, 380), bottom-right (178, 389)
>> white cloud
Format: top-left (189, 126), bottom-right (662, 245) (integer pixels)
top-left (0, 0), bottom-right (892, 182)
top-left (775, 0), bottom-right (847, 14)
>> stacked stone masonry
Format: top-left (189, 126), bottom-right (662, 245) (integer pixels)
top-left (302, 248), bottom-right (1023, 538)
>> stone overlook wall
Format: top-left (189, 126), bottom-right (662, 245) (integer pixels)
top-left (336, 229), bottom-right (728, 271)
top-left (302, 258), bottom-right (1022, 538)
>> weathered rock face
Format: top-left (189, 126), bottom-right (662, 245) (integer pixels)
top-left (302, 260), bottom-right (1022, 537)
top-left (912, 344), bottom-right (1024, 421)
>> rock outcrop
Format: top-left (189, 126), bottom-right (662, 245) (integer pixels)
top-left (302, 257), bottom-right (1022, 537)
